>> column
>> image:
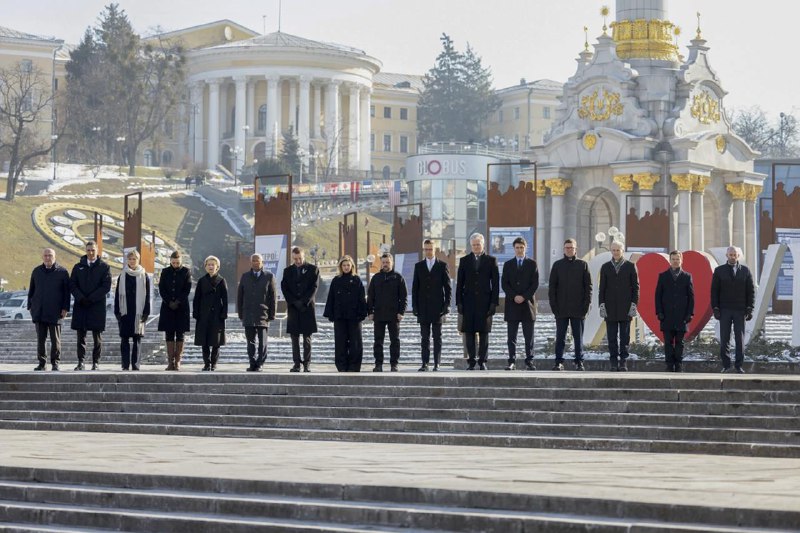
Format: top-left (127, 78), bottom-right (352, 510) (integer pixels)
top-left (265, 76), bottom-right (279, 158)
top-left (325, 81), bottom-right (340, 171)
top-left (536, 180), bottom-right (546, 283)
top-left (613, 174), bottom-right (635, 239)
top-left (726, 182), bottom-right (747, 254)
top-left (298, 76), bottom-right (311, 151)
top-left (190, 82), bottom-right (204, 165)
top-left (207, 79), bottom-right (220, 168)
top-left (545, 178), bottom-right (572, 274)
top-left (360, 87), bottom-right (371, 172)
top-left (313, 83), bottom-right (322, 139)
top-left (234, 76), bottom-right (247, 173)
top-left (745, 184), bottom-right (763, 277)
top-left (246, 80), bottom-right (255, 134)
top-left (692, 176), bottom-right (711, 252)
top-left (632, 172), bottom-right (660, 216)
top-left (671, 174), bottom-right (694, 251)
top-left (348, 84), bottom-right (360, 170)
top-left (288, 79), bottom-right (297, 133)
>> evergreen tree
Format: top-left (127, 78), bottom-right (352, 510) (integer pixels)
top-left (417, 34), bottom-right (500, 144)
top-left (279, 128), bottom-right (303, 177)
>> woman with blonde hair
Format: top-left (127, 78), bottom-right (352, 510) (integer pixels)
top-left (323, 255), bottom-right (367, 371)
top-left (192, 255), bottom-right (228, 371)
top-left (114, 249), bottom-right (151, 371)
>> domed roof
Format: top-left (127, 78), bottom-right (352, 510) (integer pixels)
top-left (209, 31), bottom-right (367, 57)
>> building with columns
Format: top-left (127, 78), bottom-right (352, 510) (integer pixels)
top-left (525, 0), bottom-right (764, 277)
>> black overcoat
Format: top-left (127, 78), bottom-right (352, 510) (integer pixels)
top-left (193, 274), bottom-right (228, 346)
top-left (281, 263), bottom-right (319, 335)
top-left (598, 260), bottom-right (640, 322)
top-left (113, 272), bottom-right (151, 338)
top-left (157, 265), bottom-right (192, 333)
top-left (237, 270), bottom-right (276, 327)
top-left (502, 257), bottom-right (539, 322)
top-left (456, 253), bottom-right (500, 334)
top-left (548, 256), bottom-right (592, 319)
top-left (28, 263), bottom-right (70, 325)
top-left (367, 270), bottom-right (407, 322)
top-left (323, 273), bottom-right (367, 322)
top-left (411, 259), bottom-right (451, 324)
top-left (655, 269), bottom-right (695, 333)
top-left (710, 263), bottom-right (755, 312)
top-left (69, 256), bottom-right (111, 331)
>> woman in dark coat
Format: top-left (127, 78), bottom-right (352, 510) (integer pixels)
top-left (193, 255), bottom-right (228, 371)
top-left (323, 255), bottom-right (367, 372)
top-left (158, 250), bottom-right (192, 371)
top-left (114, 250), bottom-right (151, 371)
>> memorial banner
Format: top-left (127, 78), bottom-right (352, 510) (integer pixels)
top-left (489, 226), bottom-right (534, 298)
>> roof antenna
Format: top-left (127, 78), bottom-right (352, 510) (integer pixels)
top-left (278, 0), bottom-right (282, 33)
top-left (262, 14), bottom-right (266, 35)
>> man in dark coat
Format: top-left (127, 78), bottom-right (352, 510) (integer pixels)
top-left (655, 250), bottom-right (694, 372)
top-left (412, 239), bottom-right (451, 371)
top-left (501, 237), bottom-right (539, 371)
top-left (367, 253), bottom-right (408, 372)
top-left (237, 253), bottom-right (277, 372)
top-left (711, 246), bottom-right (755, 373)
top-left (548, 239), bottom-right (592, 371)
top-left (598, 242), bottom-right (639, 371)
top-left (281, 246), bottom-right (319, 372)
top-left (69, 241), bottom-right (112, 370)
top-left (28, 248), bottom-right (70, 371)
top-left (456, 233), bottom-right (500, 370)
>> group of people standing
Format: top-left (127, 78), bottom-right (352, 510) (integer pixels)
top-left (24, 236), bottom-right (756, 373)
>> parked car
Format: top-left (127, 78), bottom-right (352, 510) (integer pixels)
top-left (0, 296), bottom-right (30, 321)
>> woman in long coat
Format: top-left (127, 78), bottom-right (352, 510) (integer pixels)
top-left (158, 250), bottom-right (192, 371)
top-left (323, 255), bottom-right (367, 372)
top-left (193, 255), bottom-right (227, 371)
top-left (114, 250), bottom-right (151, 371)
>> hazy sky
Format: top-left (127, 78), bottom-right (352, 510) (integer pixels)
top-left (4, 1), bottom-right (797, 120)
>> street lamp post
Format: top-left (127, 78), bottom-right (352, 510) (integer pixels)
top-left (116, 136), bottom-right (126, 176)
top-left (232, 146), bottom-right (243, 186)
top-left (50, 134), bottom-right (58, 180)
top-left (298, 149), bottom-right (306, 185)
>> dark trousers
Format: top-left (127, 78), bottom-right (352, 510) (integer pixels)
top-left (464, 332), bottom-right (489, 365)
top-left (245, 326), bottom-right (268, 367)
top-left (201, 345), bottom-right (220, 366)
top-left (35, 322), bottom-right (61, 366)
top-left (663, 329), bottom-right (685, 367)
top-left (606, 320), bottom-right (631, 361)
top-left (420, 322), bottom-right (443, 366)
top-left (291, 334), bottom-right (312, 366)
top-left (120, 336), bottom-right (141, 370)
top-left (334, 319), bottom-right (362, 372)
top-left (555, 317), bottom-right (584, 362)
top-left (719, 308), bottom-right (746, 369)
top-left (373, 320), bottom-right (400, 365)
top-left (507, 320), bottom-right (534, 363)
top-left (76, 329), bottom-right (102, 363)
top-left (164, 330), bottom-right (185, 342)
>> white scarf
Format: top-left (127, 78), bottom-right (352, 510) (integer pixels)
top-left (118, 264), bottom-right (148, 335)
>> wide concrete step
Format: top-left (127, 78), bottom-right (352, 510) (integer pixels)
top-left (0, 467), bottom-right (796, 532)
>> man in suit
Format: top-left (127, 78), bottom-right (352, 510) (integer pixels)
top-left (28, 248), bottom-right (71, 371)
top-left (69, 240), bottom-right (112, 371)
top-left (501, 237), bottom-right (539, 371)
top-left (412, 239), bottom-right (452, 371)
top-left (368, 253), bottom-right (408, 372)
top-left (711, 246), bottom-right (755, 373)
top-left (598, 242), bottom-right (639, 371)
top-left (281, 246), bottom-right (320, 372)
top-left (237, 253), bottom-right (277, 371)
top-left (456, 233), bottom-right (500, 370)
top-left (655, 250), bottom-right (694, 372)
top-left (548, 239), bottom-right (592, 371)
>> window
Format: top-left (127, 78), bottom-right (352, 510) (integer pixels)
top-left (258, 104), bottom-right (267, 131)
top-left (543, 106), bottom-right (551, 119)
top-left (164, 119), bottom-right (173, 138)
top-left (20, 60), bottom-right (32, 73)
top-left (514, 107), bottom-right (520, 120)
top-left (383, 107), bottom-right (391, 119)
top-left (498, 109), bottom-right (504, 123)
top-left (370, 105), bottom-right (375, 117)
top-left (370, 133), bottom-right (375, 152)
top-left (400, 108), bottom-right (408, 120)
top-left (383, 134), bottom-right (392, 152)
top-left (382, 165), bottom-right (391, 179)
top-left (162, 150), bottom-right (173, 166)
top-left (400, 136), bottom-right (408, 153)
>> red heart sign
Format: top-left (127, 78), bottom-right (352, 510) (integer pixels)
top-left (636, 251), bottom-right (716, 342)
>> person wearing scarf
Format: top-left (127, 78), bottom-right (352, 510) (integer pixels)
top-left (114, 250), bottom-right (151, 371)
top-left (192, 255), bottom-right (228, 371)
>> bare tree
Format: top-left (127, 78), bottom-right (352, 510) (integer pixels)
top-left (731, 106), bottom-right (799, 157)
top-left (0, 62), bottom-right (63, 201)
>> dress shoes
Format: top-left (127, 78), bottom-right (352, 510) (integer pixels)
top-left (91, 362), bottom-right (99, 370)
top-left (674, 363), bottom-right (683, 373)
top-left (34, 364), bottom-right (46, 371)
top-left (552, 362), bottom-right (564, 371)
top-left (390, 365), bottom-right (399, 372)
top-left (618, 360), bottom-right (628, 372)
top-left (74, 362), bottom-right (85, 371)
top-left (303, 364), bottom-right (310, 373)
top-left (373, 365), bottom-right (383, 372)
top-left (432, 364), bottom-right (439, 371)
top-left (721, 367), bottom-right (730, 373)
top-left (574, 362), bottom-right (585, 371)
top-left (418, 365), bottom-right (429, 372)
top-left (51, 363), bottom-right (60, 371)
top-left (525, 361), bottom-right (536, 371)
top-left (478, 362), bottom-right (488, 370)
top-left (290, 364), bottom-right (301, 373)
top-left (735, 367), bottom-right (746, 374)
top-left (505, 362), bottom-right (515, 371)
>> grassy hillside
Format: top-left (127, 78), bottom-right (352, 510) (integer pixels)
top-left (294, 213), bottom-right (393, 262)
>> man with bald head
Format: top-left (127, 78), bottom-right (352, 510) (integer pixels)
top-left (238, 253), bottom-right (276, 371)
top-left (28, 248), bottom-right (71, 371)
top-left (711, 246), bottom-right (755, 373)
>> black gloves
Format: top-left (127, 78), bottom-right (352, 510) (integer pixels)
top-left (713, 308), bottom-right (721, 320)
top-left (657, 313), bottom-right (664, 321)
top-left (168, 300), bottom-right (180, 310)
top-left (745, 309), bottom-right (753, 321)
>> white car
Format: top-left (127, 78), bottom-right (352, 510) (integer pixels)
top-left (0, 296), bottom-right (30, 321)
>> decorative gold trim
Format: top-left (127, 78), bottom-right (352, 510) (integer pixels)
top-left (536, 180), bottom-right (547, 198)
top-left (582, 133), bottom-right (598, 151)
top-left (632, 173), bottom-right (660, 191)
top-left (690, 91), bottom-right (721, 125)
top-left (613, 174), bottom-right (635, 192)
top-left (671, 174), bottom-right (696, 192)
top-left (745, 184), bottom-right (763, 202)
top-left (726, 183), bottom-right (748, 201)
top-left (578, 89), bottom-right (624, 121)
top-left (545, 178), bottom-right (572, 196)
top-left (715, 135), bottom-right (727, 153)
top-left (611, 19), bottom-right (679, 62)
